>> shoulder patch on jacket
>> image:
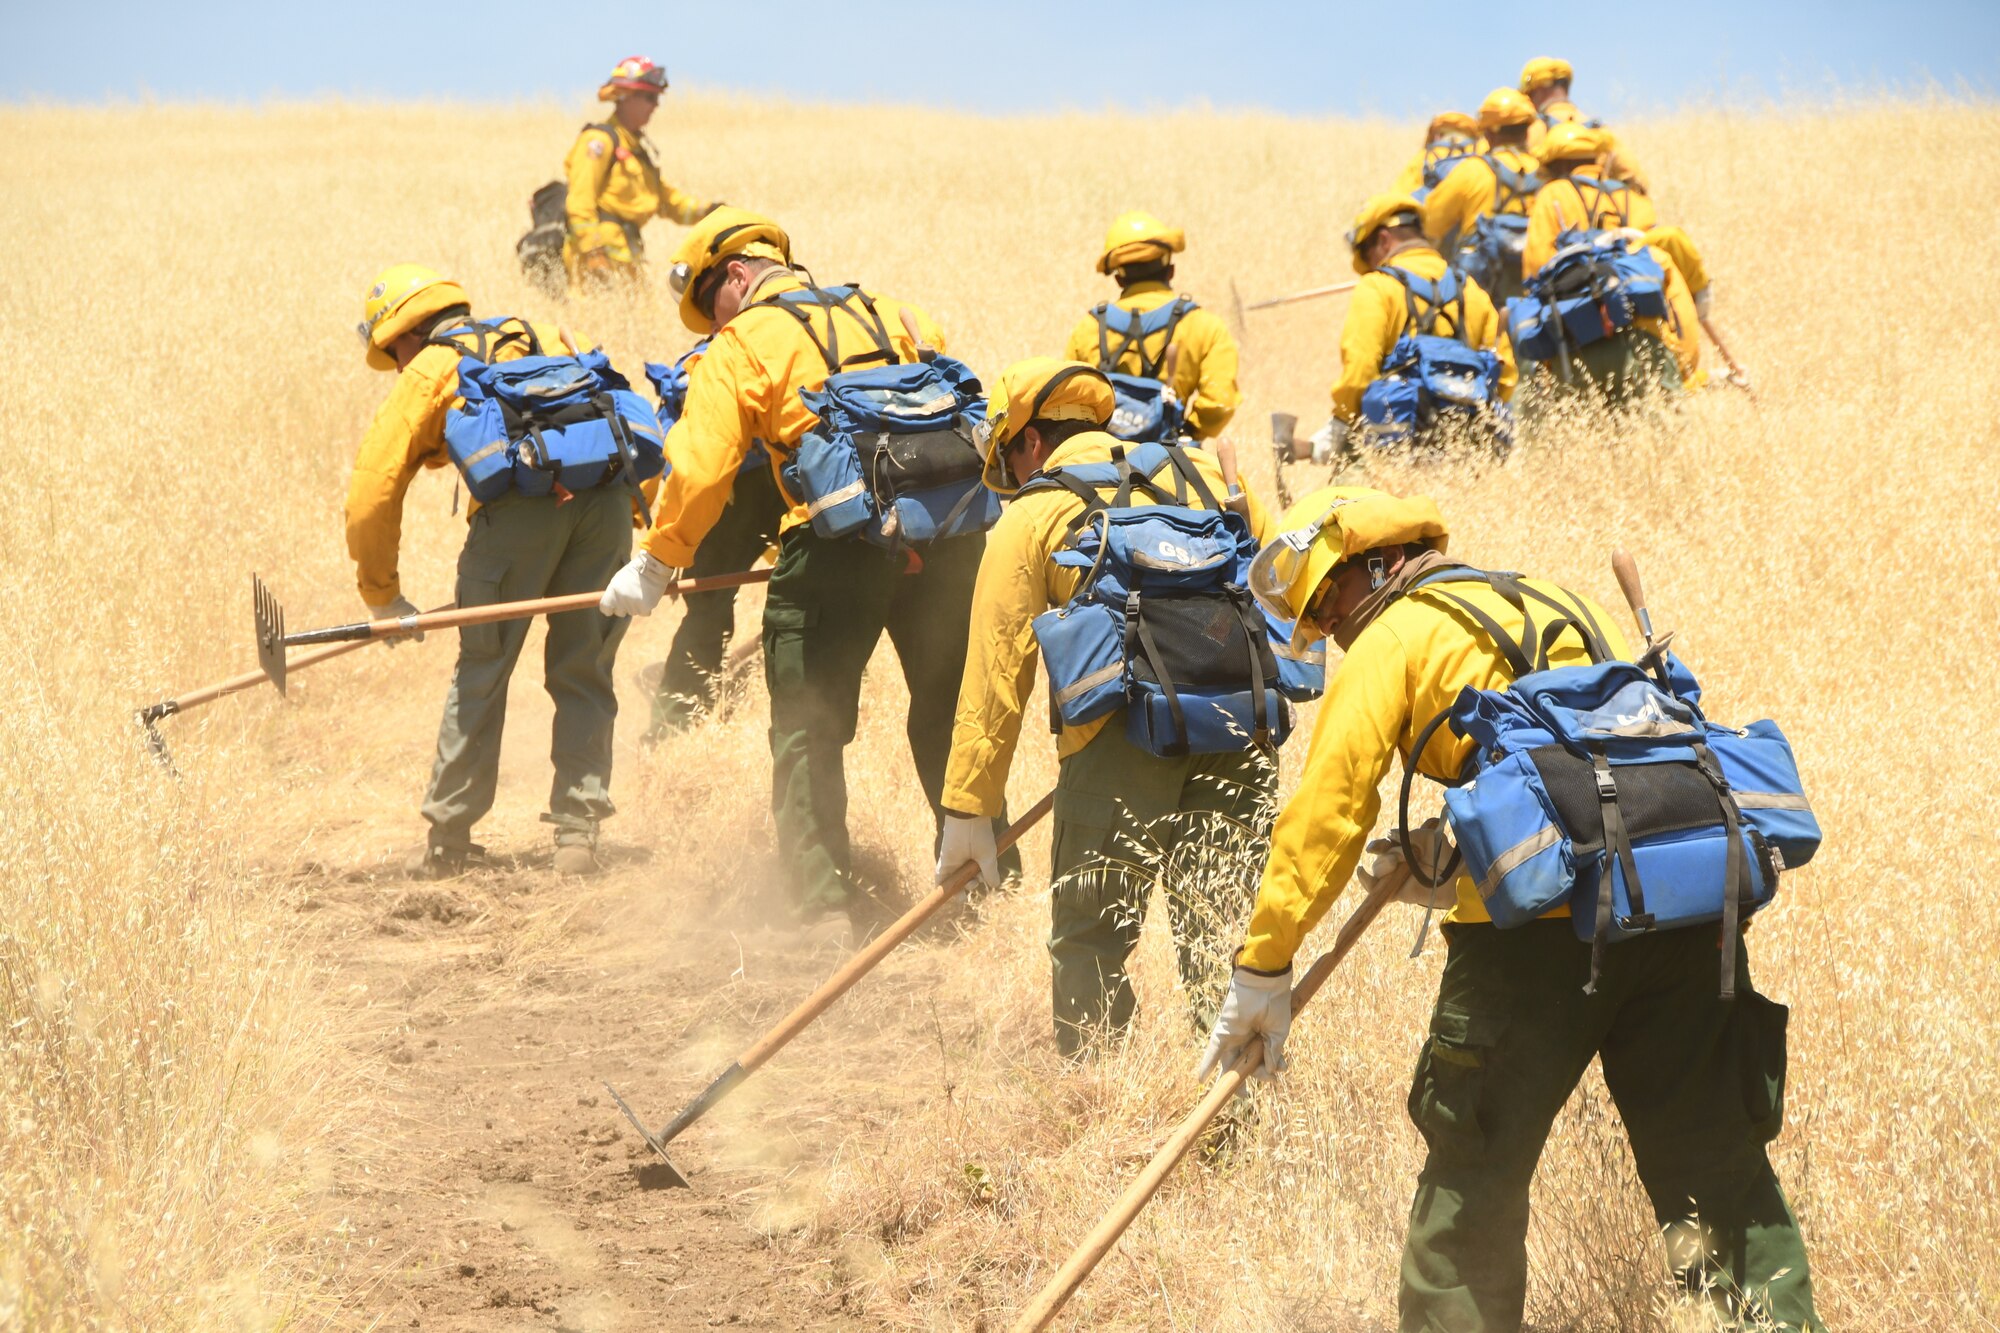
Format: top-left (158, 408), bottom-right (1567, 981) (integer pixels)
top-left (586, 137), bottom-right (607, 158)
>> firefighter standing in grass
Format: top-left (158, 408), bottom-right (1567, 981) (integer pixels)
top-left (1306, 194), bottom-right (1515, 462)
top-left (1063, 212), bottom-right (1243, 444)
top-left (347, 266), bottom-right (637, 880)
top-left (1391, 112), bottom-right (1482, 200)
top-left (1518, 55), bottom-right (1649, 192)
top-left (564, 56), bottom-right (717, 288)
top-left (1198, 486), bottom-right (1823, 1333)
top-left (940, 358), bottom-right (1279, 1054)
top-left (1422, 89), bottom-right (1544, 305)
top-left (1519, 123), bottom-right (1703, 400)
top-left (597, 208), bottom-right (1013, 936)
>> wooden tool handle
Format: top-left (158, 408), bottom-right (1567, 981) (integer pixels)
top-left (898, 306), bottom-right (937, 360)
top-left (737, 791), bottom-right (1055, 1076)
top-left (150, 602), bottom-right (458, 718)
top-left (1162, 342), bottom-right (1180, 395)
top-left (1610, 551), bottom-right (1645, 623)
top-left (1009, 878), bottom-right (1399, 1332)
top-left (372, 569), bottom-right (773, 639)
top-left (1213, 441), bottom-right (1249, 517)
top-left (1245, 279), bottom-right (1359, 312)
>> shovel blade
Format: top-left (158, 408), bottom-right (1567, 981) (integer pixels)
top-left (602, 1080), bottom-right (691, 1189)
top-left (253, 574), bottom-right (287, 696)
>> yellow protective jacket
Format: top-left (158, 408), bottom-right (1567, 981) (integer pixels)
top-left (1063, 281), bottom-right (1243, 440)
top-left (1238, 574), bottom-right (1631, 973)
top-left (1422, 145), bottom-right (1542, 254)
top-left (563, 120), bottom-right (710, 259)
top-left (1523, 179), bottom-right (1702, 380)
top-left (941, 434), bottom-right (1274, 818)
top-left (639, 270), bottom-right (944, 568)
top-left (1332, 247), bottom-right (1517, 425)
top-left (344, 316), bottom-right (575, 605)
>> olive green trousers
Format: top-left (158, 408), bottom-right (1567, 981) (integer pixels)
top-left (1048, 723), bottom-right (1276, 1056)
top-left (1520, 329), bottom-right (1684, 417)
top-left (649, 465), bottom-right (785, 737)
top-left (1400, 919), bottom-right (1820, 1332)
top-left (421, 486), bottom-right (632, 848)
top-left (760, 528), bottom-right (1014, 916)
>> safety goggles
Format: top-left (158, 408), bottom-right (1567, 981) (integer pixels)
top-left (614, 66), bottom-right (669, 94)
top-left (1246, 496), bottom-right (1355, 623)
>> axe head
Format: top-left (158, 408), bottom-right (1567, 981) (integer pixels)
top-left (253, 574), bottom-right (287, 696)
top-left (602, 1081), bottom-right (691, 1189)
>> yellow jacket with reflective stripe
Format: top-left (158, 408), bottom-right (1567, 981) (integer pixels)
top-left (1238, 575), bottom-right (1631, 973)
top-left (1332, 247), bottom-right (1517, 425)
top-left (563, 121), bottom-right (710, 254)
top-left (1523, 178), bottom-right (1703, 381)
top-left (1062, 282), bottom-right (1243, 441)
top-left (639, 271), bottom-right (945, 568)
top-left (344, 318), bottom-right (581, 605)
top-left (941, 434), bottom-right (1274, 818)
top-left (1422, 145), bottom-right (1542, 254)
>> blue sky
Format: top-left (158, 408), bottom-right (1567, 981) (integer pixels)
top-left (5, 1), bottom-right (1993, 119)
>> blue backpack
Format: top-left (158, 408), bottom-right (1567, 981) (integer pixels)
top-left (644, 341), bottom-right (770, 478)
top-left (435, 318), bottom-right (666, 513)
top-left (1023, 442), bottom-right (1317, 758)
top-left (1456, 156), bottom-right (1543, 302)
top-left (1358, 268), bottom-right (1509, 450)
top-left (759, 285), bottom-right (1001, 551)
top-left (1395, 568), bottom-right (1819, 997)
top-left (1414, 135), bottom-right (1479, 202)
top-left (1089, 297), bottom-right (1196, 443)
top-left (1508, 228), bottom-right (1674, 370)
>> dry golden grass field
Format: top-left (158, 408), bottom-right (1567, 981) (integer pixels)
top-left (3, 93), bottom-right (1999, 1330)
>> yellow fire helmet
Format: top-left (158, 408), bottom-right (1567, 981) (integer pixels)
top-left (1345, 192), bottom-right (1426, 276)
top-left (1519, 56), bottom-right (1574, 94)
top-left (1425, 111), bottom-right (1479, 143)
top-left (598, 55), bottom-right (668, 101)
top-left (975, 358), bottom-right (1114, 494)
top-left (1478, 87), bottom-right (1538, 132)
top-left (357, 263), bottom-right (469, 371)
top-left (1248, 485), bottom-right (1449, 650)
top-left (666, 207), bottom-right (793, 335)
top-left (1098, 210), bottom-right (1186, 275)
top-left (1538, 120), bottom-right (1608, 165)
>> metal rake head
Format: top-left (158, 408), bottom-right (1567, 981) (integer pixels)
top-left (253, 574), bottom-right (287, 696)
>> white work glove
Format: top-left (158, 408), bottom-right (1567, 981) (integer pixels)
top-left (364, 594), bottom-right (424, 645)
top-left (1194, 967), bottom-right (1293, 1084)
top-left (598, 553), bottom-right (678, 618)
top-left (1360, 819), bottom-right (1454, 906)
top-left (934, 812), bottom-right (1001, 890)
top-left (1309, 415), bottom-right (1350, 465)
top-left (1693, 284), bottom-right (1715, 319)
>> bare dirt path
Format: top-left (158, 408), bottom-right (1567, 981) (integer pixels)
top-left (291, 824), bottom-right (964, 1331)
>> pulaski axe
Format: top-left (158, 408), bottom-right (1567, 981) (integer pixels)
top-left (605, 790), bottom-right (1056, 1189)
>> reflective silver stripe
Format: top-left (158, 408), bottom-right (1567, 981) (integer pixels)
top-left (806, 479), bottom-right (866, 518)
top-left (1735, 790), bottom-right (1811, 812)
top-left (462, 440), bottom-right (508, 468)
top-left (1055, 661), bottom-right (1123, 707)
top-left (1477, 825), bottom-right (1561, 901)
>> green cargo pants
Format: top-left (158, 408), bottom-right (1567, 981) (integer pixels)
top-left (1400, 919), bottom-right (1820, 1333)
top-left (420, 485), bottom-right (632, 849)
top-left (648, 464), bottom-right (785, 737)
top-left (761, 527), bottom-right (1014, 916)
top-left (1048, 723), bottom-right (1276, 1056)
top-left (1520, 329), bottom-right (1684, 421)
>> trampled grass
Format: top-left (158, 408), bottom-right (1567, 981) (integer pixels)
top-left (2, 92), bottom-right (1997, 1328)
